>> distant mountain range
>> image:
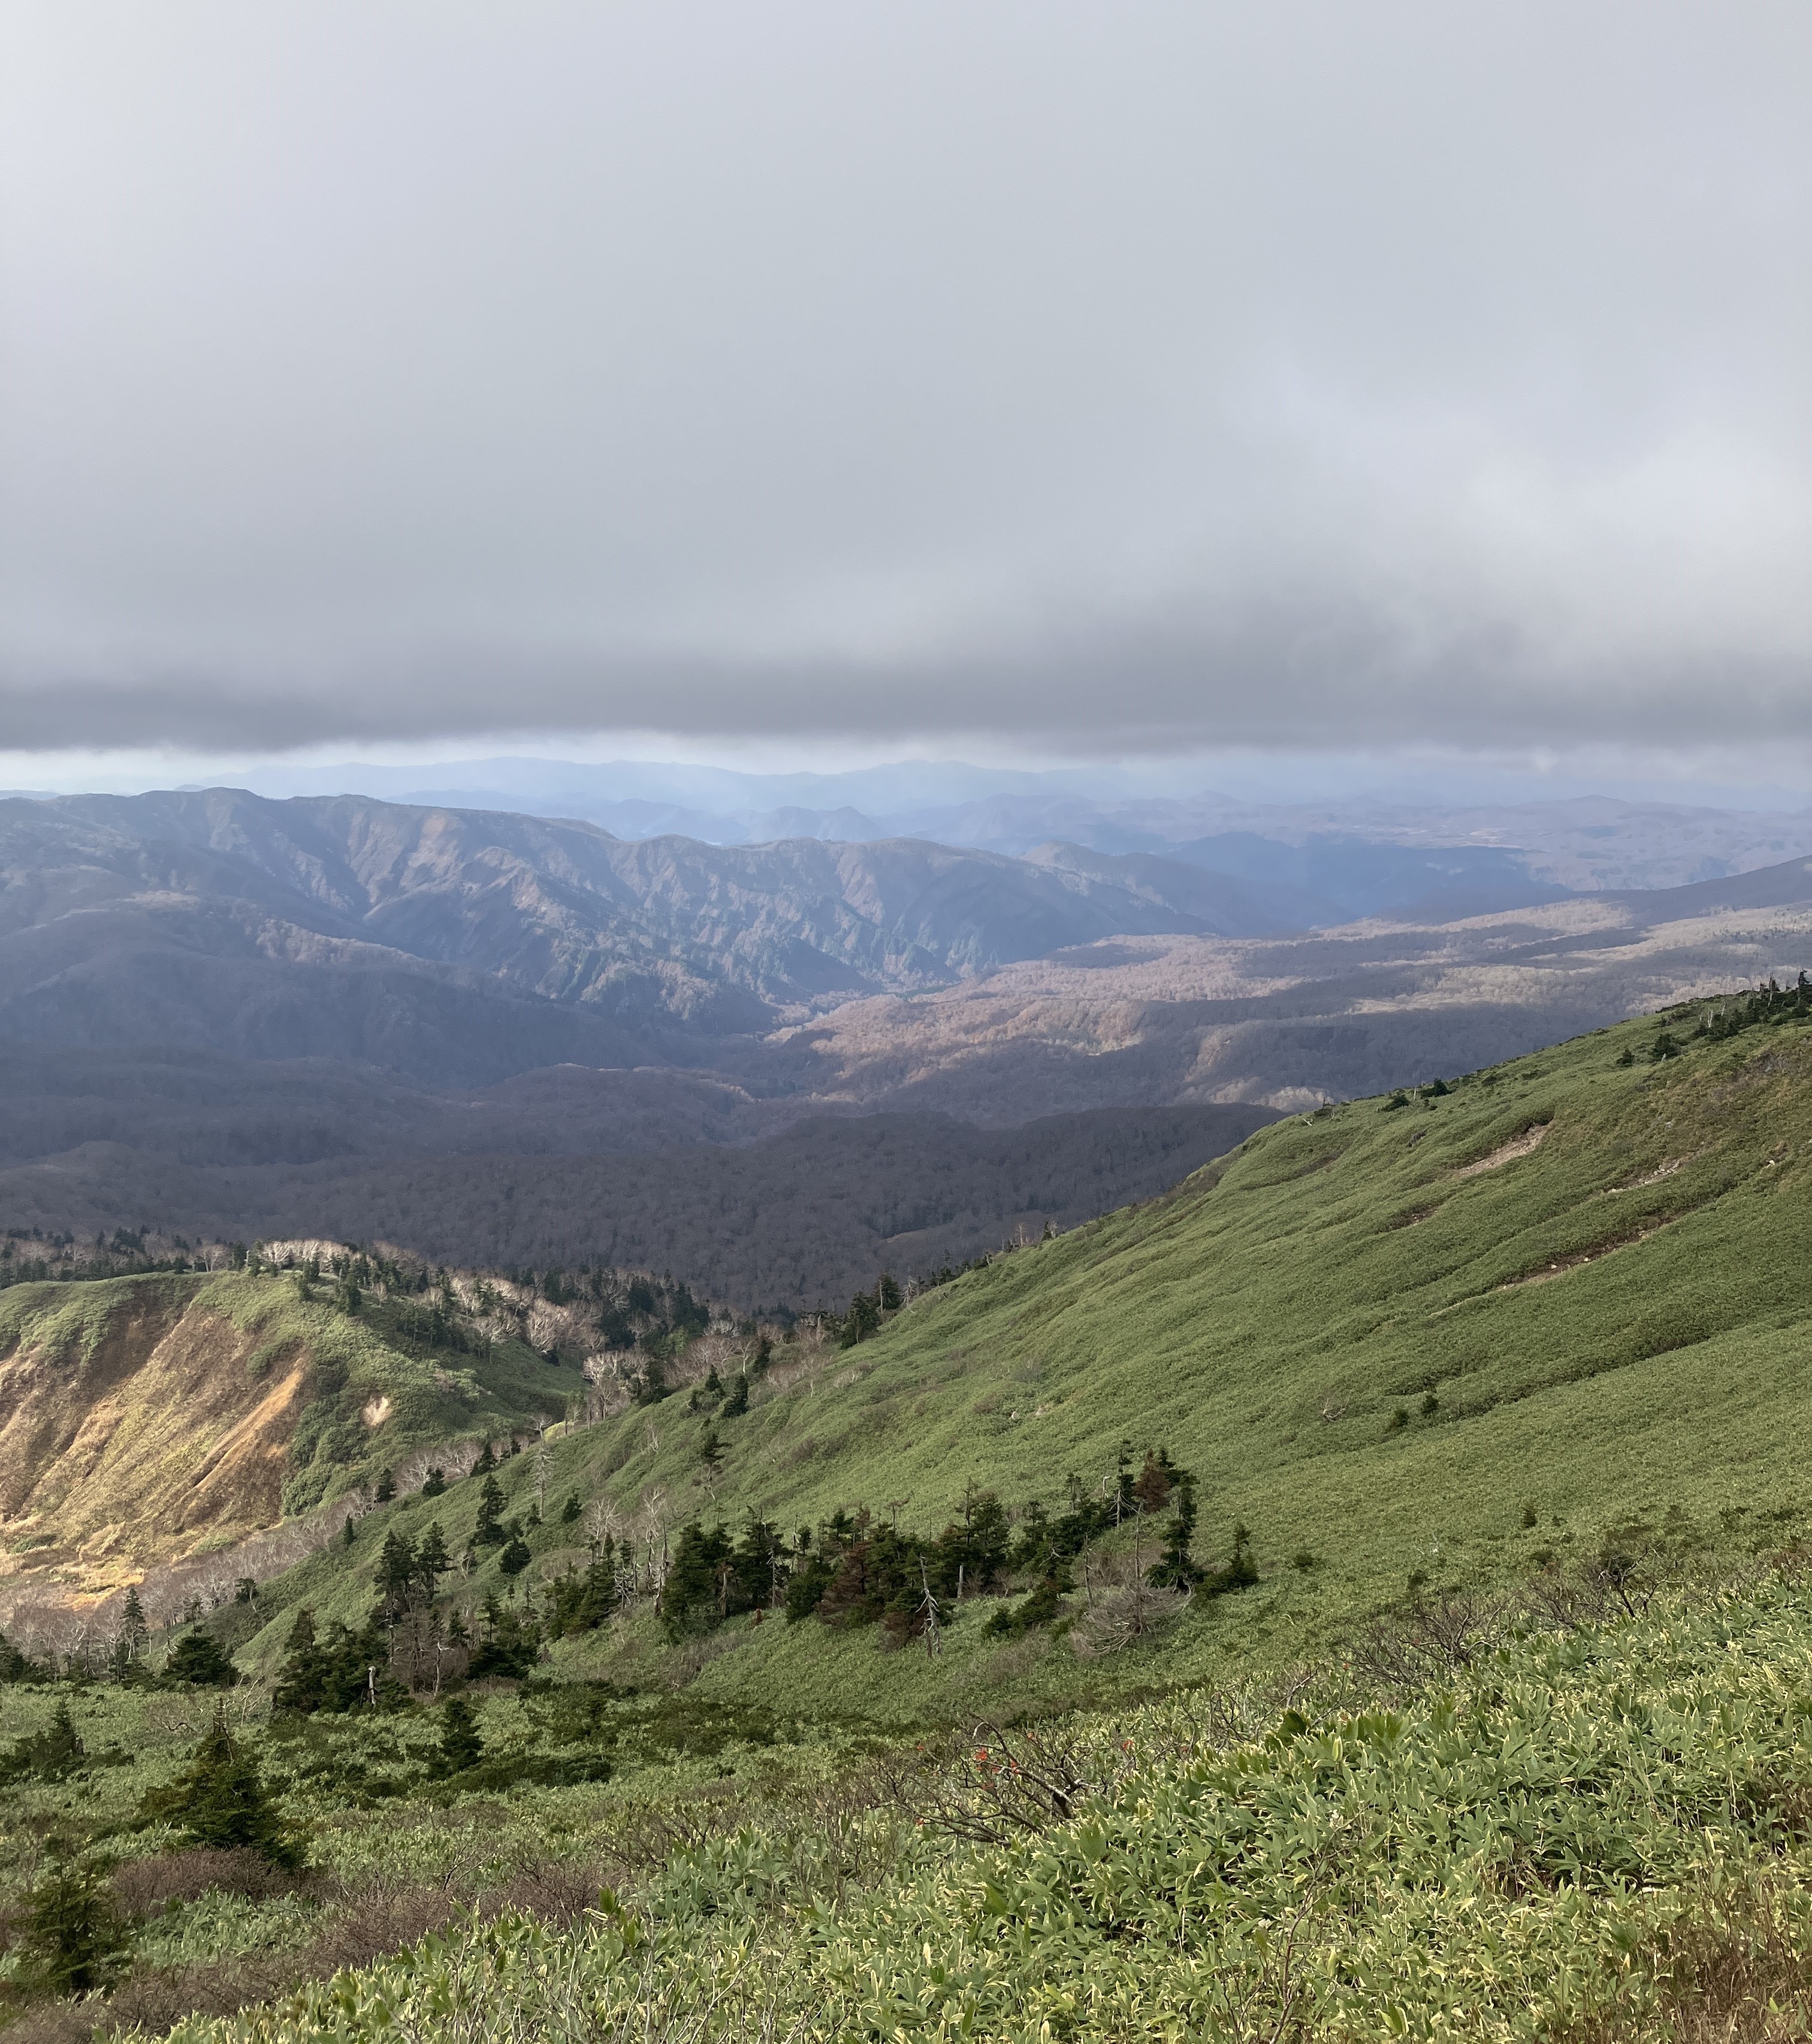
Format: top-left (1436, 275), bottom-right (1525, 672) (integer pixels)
top-left (172, 754), bottom-right (1812, 892)
top-left (4, 788), bottom-right (1574, 1085)
top-left (0, 789), bottom-right (1224, 1077)
top-left (3, 783), bottom-right (1809, 1308)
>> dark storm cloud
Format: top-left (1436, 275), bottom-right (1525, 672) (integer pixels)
top-left (1, 2), bottom-right (1807, 753)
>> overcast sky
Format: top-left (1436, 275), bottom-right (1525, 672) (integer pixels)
top-left (1, 2), bottom-right (1807, 766)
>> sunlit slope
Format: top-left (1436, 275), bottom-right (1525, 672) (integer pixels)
top-left (230, 1002), bottom-right (1812, 1699)
top-left (0, 1271), bottom-right (581, 1608)
top-left (600, 1006), bottom-right (1812, 1607)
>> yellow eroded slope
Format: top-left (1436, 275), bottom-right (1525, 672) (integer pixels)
top-left (0, 1275), bottom-right (306, 1608)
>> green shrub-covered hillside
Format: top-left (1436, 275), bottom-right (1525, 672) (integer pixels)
top-left (8, 991), bottom-right (1812, 2039)
top-left (165, 1571), bottom-right (1812, 2043)
top-left (221, 991), bottom-right (1812, 1710)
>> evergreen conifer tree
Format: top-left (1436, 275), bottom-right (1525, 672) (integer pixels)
top-left (120, 1586), bottom-right (149, 1662)
top-left (474, 1472), bottom-right (506, 1547)
top-left (374, 1530), bottom-right (418, 1621)
top-left (272, 1608), bottom-right (323, 1713)
top-left (432, 1695), bottom-right (485, 1776)
top-left (22, 1846), bottom-right (128, 1995)
top-left (141, 1704), bottom-right (302, 1867)
top-left (1147, 1474), bottom-right (1204, 1590)
top-left (416, 1522), bottom-right (451, 1600)
top-left (163, 1629), bottom-right (239, 1688)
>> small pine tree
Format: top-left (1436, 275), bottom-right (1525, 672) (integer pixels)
top-left (421, 1466), bottom-right (447, 1498)
top-left (1199, 1523), bottom-right (1259, 1599)
top-left (271, 1608), bottom-right (322, 1714)
top-left (1, 1699), bottom-right (86, 1782)
top-left (838, 1290), bottom-right (881, 1348)
top-left (416, 1522), bottom-right (451, 1600)
top-left (163, 1629), bottom-right (239, 1688)
top-left (474, 1472), bottom-right (506, 1547)
top-left (560, 1490), bottom-right (582, 1525)
top-left (342, 1513), bottom-right (356, 1549)
top-left (433, 1695), bottom-right (485, 1776)
top-left (141, 1704), bottom-right (303, 1867)
top-left (474, 1440), bottom-right (497, 1474)
top-left (373, 1468), bottom-right (396, 1504)
top-left (22, 1846), bottom-right (129, 1995)
top-left (1147, 1475), bottom-right (1203, 1590)
top-left (698, 1426), bottom-right (724, 1478)
top-left (374, 1530), bottom-right (418, 1620)
top-left (120, 1586), bottom-right (149, 1661)
top-left (499, 1530), bottom-right (532, 1577)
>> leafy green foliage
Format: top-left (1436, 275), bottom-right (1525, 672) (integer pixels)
top-left (427, 1695), bottom-right (485, 1778)
top-left (141, 1573), bottom-right (1812, 2043)
top-left (0, 1700), bottom-right (89, 1784)
top-left (544, 1551), bottom-right (620, 1637)
top-left (467, 1597), bottom-right (539, 1680)
top-left (270, 1608), bottom-right (400, 1715)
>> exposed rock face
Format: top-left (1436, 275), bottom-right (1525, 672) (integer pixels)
top-left (0, 1276), bottom-right (306, 1608)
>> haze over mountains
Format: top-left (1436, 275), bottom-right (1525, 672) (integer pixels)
top-left (3, 779), bottom-right (1810, 1307)
top-left (168, 754), bottom-right (1812, 890)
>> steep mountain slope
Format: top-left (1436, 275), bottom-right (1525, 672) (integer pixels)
top-left (0, 1270), bottom-right (583, 1614)
top-left (11, 996), bottom-right (1812, 2043)
top-left (223, 990), bottom-right (1812, 1709)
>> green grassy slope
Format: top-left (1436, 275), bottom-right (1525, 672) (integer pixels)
top-left (232, 999), bottom-right (1812, 1705)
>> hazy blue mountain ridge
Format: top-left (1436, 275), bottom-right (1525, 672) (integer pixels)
top-left (0, 791), bottom-right (1260, 1075)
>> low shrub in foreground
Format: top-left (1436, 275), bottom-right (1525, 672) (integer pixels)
top-left (164, 1570), bottom-right (1812, 2043)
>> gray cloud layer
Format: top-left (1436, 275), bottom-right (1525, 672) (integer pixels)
top-left (2, 2), bottom-right (1807, 752)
